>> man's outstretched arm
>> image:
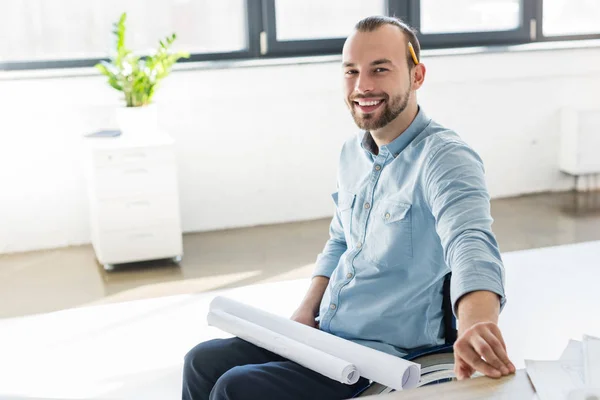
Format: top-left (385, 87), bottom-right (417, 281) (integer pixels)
top-left (424, 141), bottom-right (512, 379)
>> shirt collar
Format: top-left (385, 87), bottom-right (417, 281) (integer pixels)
top-left (360, 107), bottom-right (431, 159)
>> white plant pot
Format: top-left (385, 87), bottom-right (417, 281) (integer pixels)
top-left (115, 104), bottom-right (159, 136)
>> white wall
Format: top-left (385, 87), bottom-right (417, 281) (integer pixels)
top-left (1, 44), bottom-right (600, 254)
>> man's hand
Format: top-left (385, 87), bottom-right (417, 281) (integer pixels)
top-left (289, 276), bottom-right (329, 329)
top-left (454, 291), bottom-right (515, 380)
top-left (290, 307), bottom-right (318, 329)
top-left (453, 321), bottom-right (515, 380)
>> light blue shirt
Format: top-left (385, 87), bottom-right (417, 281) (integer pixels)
top-left (313, 108), bottom-right (506, 357)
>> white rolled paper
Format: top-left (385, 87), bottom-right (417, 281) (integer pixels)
top-left (208, 310), bottom-right (359, 385)
top-left (208, 296), bottom-right (421, 391)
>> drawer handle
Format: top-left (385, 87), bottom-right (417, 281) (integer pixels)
top-left (123, 168), bottom-right (148, 174)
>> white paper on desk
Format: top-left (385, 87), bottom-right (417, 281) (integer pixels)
top-left (583, 335), bottom-right (600, 386)
top-left (567, 387), bottom-right (600, 400)
top-left (525, 359), bottom-right (584, 400)
top-left (207, 310), bottom-right (359, 385)
top-left (208, 296), bottom-right (421, 391)
top-left (560, 340), bottom-right (583, 365)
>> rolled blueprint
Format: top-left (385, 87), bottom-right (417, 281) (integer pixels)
top-left (207, 310), bottom-right (359, 385)
top-left (208, 296), bottom-right (421, 391)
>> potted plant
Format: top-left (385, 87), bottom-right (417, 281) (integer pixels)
top-left (96, 12), bottom-right (189, 136)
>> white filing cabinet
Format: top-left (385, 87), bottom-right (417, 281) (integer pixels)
top-left (84, 133), bottom-right (183, 270)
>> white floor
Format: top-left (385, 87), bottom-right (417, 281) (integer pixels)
top-left (1, 241), bottom-right (599, 400)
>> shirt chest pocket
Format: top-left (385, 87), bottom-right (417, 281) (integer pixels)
top-left (366, 200), bottom-right (413, 268)
top-left (332, 190), bottom-right (356, 240)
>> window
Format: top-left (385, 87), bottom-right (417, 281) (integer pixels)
top-left (261, 0), bottom-right (394, 57)
top-left (542, 0), bottom-right (600, 37)
top-left (274, 0), bottom-right (386, 41)
top-left (420, 0), bottom-right (521, 34)
top-left (0, 0), bottom-right (247, 64)
top-left (2, 0), bottom-right (600, 71)
top-left (413, 0), bottom-right (530, 49)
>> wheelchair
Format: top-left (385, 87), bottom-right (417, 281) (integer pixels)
top-left (355, 274), bottom-right (457, 397)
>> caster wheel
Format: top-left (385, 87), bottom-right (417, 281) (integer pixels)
top-left (172, 255), bottom-right (183, 264)
top-left (103, 264), bottom-right (115, 271)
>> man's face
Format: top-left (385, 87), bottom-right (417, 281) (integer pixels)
top-left (342, 25), bottom-right (413, 131)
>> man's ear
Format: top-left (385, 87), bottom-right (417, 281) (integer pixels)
top-left (412, 63), bottom-right (426, 90)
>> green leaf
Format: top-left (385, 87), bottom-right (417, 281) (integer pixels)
top-left (95, 63), bottom-right (110, 77)
top-left (99, 11), bottom-right (188, 106)
top-left (108, 77), bottom-right (123, 91)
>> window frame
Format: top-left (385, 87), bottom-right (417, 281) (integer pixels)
top-left (1, 0), bottom-right (600, 71)
top-left (0, 0), bottom-right (263, 71)
top-left (410, 0), bottom-right (535, 48)
top-left (262, 0), bottom-right (600, 54)
top-left (534, 0), bottom-right (600, 43)
top-left (260, 0), bottom-right (410, 57)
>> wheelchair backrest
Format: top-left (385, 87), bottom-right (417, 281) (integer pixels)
top-left (442, 273), bottom-right (458, 345)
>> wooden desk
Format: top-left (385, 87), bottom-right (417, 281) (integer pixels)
top-left (369, 369), bottom-right (535, 399)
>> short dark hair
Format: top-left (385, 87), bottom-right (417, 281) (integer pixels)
top-left (354, 16), bottom-right (421, 68)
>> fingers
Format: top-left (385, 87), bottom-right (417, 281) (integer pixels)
top-left (488, 324), bottom-right (507, 350)
top-left (482, 330), bottom-right (515, 373)
top-left (485, 325), bottom-right (516, 372)
top-left (457, 341), bottom-right (503, 378)
top-left (454, 323), bottom-right (516, 380)
top-left (454, 354), bottom-right (475, 380)
top-left (473, 336), bottom-right (508, 375)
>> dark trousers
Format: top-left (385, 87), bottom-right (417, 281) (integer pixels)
top-left (182, 337), bottom-right (369, 400)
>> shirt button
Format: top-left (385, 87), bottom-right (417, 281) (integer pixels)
top-left (375, 165), bottom-right (381, 171)
top-left (330, 304), bottom-right (337, 310)
top-left (346, 272), bottom-right (353, 279)
top-left (385, 212), bottom-right (391, 219)
top-left (356, 242), bottom-right (362, 248)
top-left (364, 202), bottom-right (371, 209)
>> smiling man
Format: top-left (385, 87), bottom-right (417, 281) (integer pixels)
top-left (182, 16), bottom-right (514, 400)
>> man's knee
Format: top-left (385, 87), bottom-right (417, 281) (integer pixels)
top-left (209, 366), bottom-right (258, 400)
top-left (183, 339), bottom-right (221, 378)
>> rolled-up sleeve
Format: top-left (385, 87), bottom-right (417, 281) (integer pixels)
top-left (424, 140), bottom-right (506, 316)
top-left (312, 191), bottom-right (347, 278)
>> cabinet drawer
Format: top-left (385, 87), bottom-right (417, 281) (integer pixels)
top-left (93, 147), bottom-right (174, 168)
top-left (94, 195), bottom-right (180, 232)
top-left (92, 163), bottom-right (178, 199)
top-left (94, 226), bottom-right (183, 264)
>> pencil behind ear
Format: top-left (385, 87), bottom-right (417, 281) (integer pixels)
top-left (408, 42), bottom-right (419, 66)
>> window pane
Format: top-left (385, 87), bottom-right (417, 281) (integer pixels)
top-left (0, 0), bottom-right (246, 63)
top-left (421, 0), bottom-right (521, 34)
top-left (274, 0), bottom-right (386, 41)
top-left (543, 0), bottom-right (600, 36)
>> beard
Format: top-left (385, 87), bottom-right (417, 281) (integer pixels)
top-left (348, 86), bottom-right (411, 131)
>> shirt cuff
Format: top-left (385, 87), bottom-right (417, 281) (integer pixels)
top-left (311, 260), bottom-right (337, 279)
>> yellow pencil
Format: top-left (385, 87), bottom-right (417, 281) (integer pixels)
top-left (408, 42), bottom-right (419, 65)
